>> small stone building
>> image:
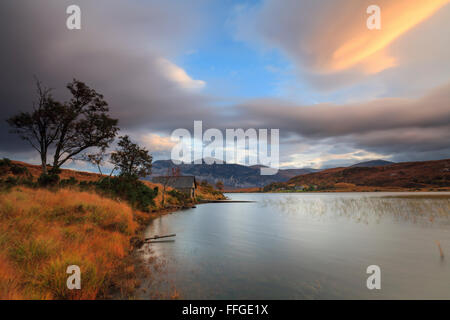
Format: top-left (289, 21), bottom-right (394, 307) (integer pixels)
top-left (152, 176), bottom-right (197, 198)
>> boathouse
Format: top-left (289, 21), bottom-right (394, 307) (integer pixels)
top-left (152, 176), bottom-right (197, 198)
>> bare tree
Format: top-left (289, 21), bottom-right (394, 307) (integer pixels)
top-left (80, 150), bottom-right (116, 177)
top-left (160, 166), bottom-right (174, 207)
top-left (7, 80), bottom-right (63, 174)
top-left (84, 152), bottom-right (106, 175)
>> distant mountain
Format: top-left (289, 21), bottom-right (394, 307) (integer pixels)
top-left (350, 159), bottom-right (394, 167)
top-left (149, 159), bottom-right (318, 188)
top-left (264, 159), bottom-right (450, 191)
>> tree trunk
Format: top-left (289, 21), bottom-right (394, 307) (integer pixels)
top-left (41, 152), bottom-right (47, 175)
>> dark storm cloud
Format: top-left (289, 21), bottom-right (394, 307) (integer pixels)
top-left (0, 0), bottom-right (217, 153)
top-left (229, 83), bottom-right (450, 158)
top-left (0, 0), bottom-right (448, 165)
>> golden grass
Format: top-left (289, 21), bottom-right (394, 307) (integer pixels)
top-left (0, 161), bottom-right (225, 299)
top-left (0, 187), bottom-right (140, 299)
top-left (196, 185), bottom-right (227, 201)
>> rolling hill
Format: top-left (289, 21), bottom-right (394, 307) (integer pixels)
top-left (264, 159), bottom-right (450, 192)
top-left (350, 159), bottom-right (395, 167)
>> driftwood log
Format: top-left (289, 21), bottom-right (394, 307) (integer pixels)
top-left (145, 234), bottom-right (176, 242)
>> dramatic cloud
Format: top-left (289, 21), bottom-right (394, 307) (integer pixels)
top-left (157, 58), bottom-right (206, 90)
top-left (0, 0), bottom-right (215, 155)
top-left (230, 83), bottom-right (450, 163)
top-left (233, 0), bottom-right (450, 93)
top-left (0, 1), bottom-right (448, 169)
top-left (139, 133), bottom-right (177, 152)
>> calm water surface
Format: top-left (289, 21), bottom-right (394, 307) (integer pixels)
top-left (142, 192), bottom-right (450, 299)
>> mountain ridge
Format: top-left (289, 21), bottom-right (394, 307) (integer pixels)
top-left (149, 159), bottom-right (318, 188)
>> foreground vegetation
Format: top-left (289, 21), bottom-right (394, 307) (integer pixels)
top-left (0, 78), bottom-right (226, 299)
top-left (0, 186), bottom-right (143, 299)
top-left (0, 160), bottom-right (224, 299)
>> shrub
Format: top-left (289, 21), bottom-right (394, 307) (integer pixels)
top-left (38, 173), bottom-right (60, 187)
top-left (200, 180), bottom-right (210, 187)
top-left (60, 177), bottom-right (78, 187)
top-left (49, 167), bottom-right (62, 175)
top-left (168, 189), bottom-right (190, 204)
top-left (95, 177), bottom-right (158, 212)
top-left (0, 158), bottom-right (12, 176)
top-left (5, 176), bottom-right (18, 187)
top-left (10, 165), bottom-right (29, 175)
top-left (0, 158), bottom-right (12, 167)
top-left (18, 177), bottom-right (36, 188)
top-left (78, 180), bottom-right (94, 191)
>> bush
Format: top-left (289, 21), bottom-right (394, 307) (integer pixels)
top-left (5, 176), bottom-right (18, 187)
top-left (10, 165), bottom-right (28, 175)
top-left (200, 180), bottom-right (210, 187)
top-left (38, 173), bottom-right (60, 187)
top-left (78, 180), bottom-right (94, 191)
top-left (60, 177), bottom-right (78, 187)
top-left (49, 167), bottom-right (62, 174)
top-left (0, 158), bottom-right (12, 167)
top-left (18, 177), bottom-right (36, 188)
top-left (95, 177), bottom-right (158, 212)
top-left (0, 158), bottom-right (12, 176)
top-left (168, 189), bottom-right (190, 204)
top-left (0, 159), bottom-right (30, 176)
top-left (0, 176), bottom-right (36, 191)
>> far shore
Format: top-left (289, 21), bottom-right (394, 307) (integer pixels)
top-left (226, 187), bottom-right (450, 193)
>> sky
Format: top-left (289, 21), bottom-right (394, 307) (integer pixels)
top-left (0, 0), bottom-right (449, 170)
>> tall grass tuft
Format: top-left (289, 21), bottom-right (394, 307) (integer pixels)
top-left (0, 186), bottom-right (140, 299)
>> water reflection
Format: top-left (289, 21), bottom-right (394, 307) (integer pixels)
top-left (141, 192), bottom-right (450, 299)
top-left (260, 194), bottom-right (450, 226)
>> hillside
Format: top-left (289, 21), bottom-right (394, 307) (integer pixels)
top-left (150, 159), bottom-right (318, 188)
top-left (0, 160), bottom-right (225, 208)
top-left (264, 159), bottom-right (450, 192)
top-left (350, 159), bottom-right (395, 167)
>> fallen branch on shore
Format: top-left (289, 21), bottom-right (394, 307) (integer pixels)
top-left (145, 234), bottom-right (176, 242)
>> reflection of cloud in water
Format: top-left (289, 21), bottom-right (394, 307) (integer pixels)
top-left (260, 196), bottom-right (450, 226)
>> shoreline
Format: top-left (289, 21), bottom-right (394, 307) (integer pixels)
top-left (122, 198), bottom-right (227, 299)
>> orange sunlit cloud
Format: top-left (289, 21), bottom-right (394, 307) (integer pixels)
top-left (328, 0), bottom-right (449, 73)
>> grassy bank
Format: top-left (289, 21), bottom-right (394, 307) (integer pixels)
top-left (0, 161), bottom-right (224, 299)
top-left (0, 187), bottom-right (143, 299)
